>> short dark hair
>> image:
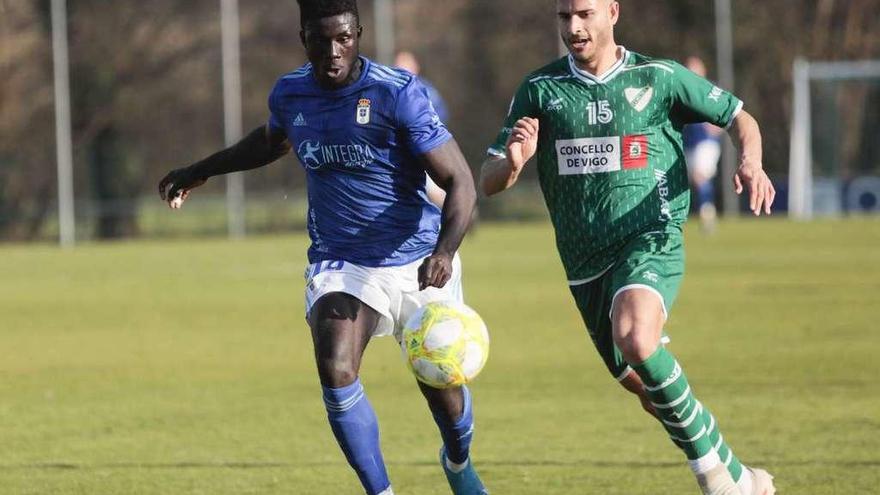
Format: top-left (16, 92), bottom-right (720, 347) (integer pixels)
top-left (297, 0), bottom-right (359, 27)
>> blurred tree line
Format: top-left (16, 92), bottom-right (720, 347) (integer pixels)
top-left (1, 0), bottom-right (878, 240)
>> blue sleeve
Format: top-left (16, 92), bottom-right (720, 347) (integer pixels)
top-left (267, 81), bottom-right (284, 132)
top-left (423, 80), bottom-right (450, 123)
top-left (395, 78), bottom-right (452, 155)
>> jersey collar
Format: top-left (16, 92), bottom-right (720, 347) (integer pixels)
top-left (568, 46), bottom-right (629, 85)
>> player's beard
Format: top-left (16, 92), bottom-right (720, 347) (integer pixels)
top-left (567, 30), bottom-right (613, 69)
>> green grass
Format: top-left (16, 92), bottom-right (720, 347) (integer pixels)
top-left (1, 219), bottom-right (878, 494)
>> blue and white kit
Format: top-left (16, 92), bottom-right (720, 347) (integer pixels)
top-left (268, 57), bottom-right (462, 333)
top-left (269, 57), bottom-right (451, 268)
top-left (304, 255), bottom-right (463, 338)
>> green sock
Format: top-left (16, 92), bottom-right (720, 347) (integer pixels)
top-left (701, 405), bottom-right (744, 482)
top-left (632, 346), bottom-right (714, 460)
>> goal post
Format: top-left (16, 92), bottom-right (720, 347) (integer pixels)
top-left (789, 58), bottom-right (880, 220)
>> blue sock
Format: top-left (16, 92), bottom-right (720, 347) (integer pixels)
top-left (433, 385), bottom-right (474, 465)
top-left (323, 379), bottom-right (390, 495)
top-left (697, 181), bottom-right (714, 209)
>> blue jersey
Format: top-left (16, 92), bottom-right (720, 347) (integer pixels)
top-left (268, 57), bottom-right (452, 267)
top-left (683, 122), bottom-right (721, 150)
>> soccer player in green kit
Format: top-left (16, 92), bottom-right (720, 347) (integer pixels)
top-left (480, 1), bottom-right (776, 494)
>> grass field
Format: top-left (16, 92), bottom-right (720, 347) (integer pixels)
top-left (1, 219), bottom-right (878, 494)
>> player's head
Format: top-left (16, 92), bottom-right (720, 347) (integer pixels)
top-left (394, 51), bottom-right (421, 75)
top-left (297, 0), bottom-right (363, 88)
top-left (557, 0), bottom-right (619, 64)
top-left (685, 56), bottom-right (707, 77)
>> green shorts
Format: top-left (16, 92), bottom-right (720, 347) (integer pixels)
top-left (568, 227), bottom-right (685, 381)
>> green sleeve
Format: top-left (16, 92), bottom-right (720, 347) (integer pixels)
top-left (488, 79), bottom-right (539, 157)
top-left (670, 62), bottom-right (743, 129)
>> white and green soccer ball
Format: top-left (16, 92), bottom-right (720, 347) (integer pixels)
top-left (401, 301), bottom-right (490, 389)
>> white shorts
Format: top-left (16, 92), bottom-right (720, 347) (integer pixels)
top-left (304, 254), bottom-right (464, 340)
top-left (685, 140), bottom-right (721, 181)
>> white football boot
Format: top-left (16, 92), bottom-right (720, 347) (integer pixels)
top-left (696, 463), bottom-right (743, 495)
top-left (747, 467), bottom-right (776, 495)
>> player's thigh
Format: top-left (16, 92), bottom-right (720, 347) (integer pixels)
top-left (609, 227), bottom-right (685, 334)
top-left (305, 259), bottom-right (397, 338)
top-left (304, 260), bottom-right (396, 386)
top-left (610, 288), bottom-right (665, 354)
top-left (569, 276), bottom-right (630, 382)
top-left (308, 291), bottom-right (381, 349)
top-left (308, 291), bottom-right (382, 387)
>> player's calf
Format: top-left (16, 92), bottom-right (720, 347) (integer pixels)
top-left (422, 384), bottom-right (488, 494)
top-left (619, 370), bottom-right (657, 418)
top-left (310, 293), bottom-right (392, 494)
top-left (621, 366), bottom-right (775, 495)
top-left (421, 383), bottom-right (474, 465)
top-left (323, 379), bottom-right (391, 494)
top-left (613, 292), bottom-right (738, 491)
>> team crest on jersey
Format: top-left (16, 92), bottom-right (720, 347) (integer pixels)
top-left (624, 86), bottom-right (654, 112)
top-left (356, 98), bottom-right (371, 125)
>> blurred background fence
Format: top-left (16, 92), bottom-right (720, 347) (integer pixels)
top-left (1, 0), bottom-right (879, 244)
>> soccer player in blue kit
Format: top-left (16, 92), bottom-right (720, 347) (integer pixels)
top-left (157, 1), bottom-right (487, 494)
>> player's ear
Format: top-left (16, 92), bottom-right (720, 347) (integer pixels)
top-left (357, 25), bottom-right (363, 39)
top-left (609, 1), bottom-right (620, 25)
top-left (299, 29), bottom-right (307, 47)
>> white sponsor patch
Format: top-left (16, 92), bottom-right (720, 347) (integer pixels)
top-left (556, 137), bottom-right (621, 175)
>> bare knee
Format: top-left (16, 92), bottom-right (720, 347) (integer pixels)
top-left (317, 357), bottom-right (358, 388)
top-left (313, 320), bottom-right (361, 387)
top-left (612, 289), bottom-right (664, 364)
top-left (419, 381), bottom-right (464, 422)
top-left (614, 322), bottom-right (659, 364)
top-left (308, 293), bottom-right (378, 389)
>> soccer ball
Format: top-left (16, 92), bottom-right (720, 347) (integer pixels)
top-left (401, 301), bottom-right (490, 389)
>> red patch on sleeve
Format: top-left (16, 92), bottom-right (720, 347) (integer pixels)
top-left (622, 135), bottom-right (648, 170)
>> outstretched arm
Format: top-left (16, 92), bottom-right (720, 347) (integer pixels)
top-left (479, 117), bottom-right (539, 196)
top-left (479, 155), bottom-right (521, 197)
top-left (726, 110), bottom-right (775, 216)
top-left (417, 138), bottom-right (477, 290)
top-left (158, 124), bottom-right (291, 207)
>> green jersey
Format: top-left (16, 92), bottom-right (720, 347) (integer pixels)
top-left (490, 48), bottom-right (743, 282)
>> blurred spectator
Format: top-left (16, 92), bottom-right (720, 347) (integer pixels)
top-left (396, 50), bottom-right (449, 207)
top-left (683, 56), bottom-right (724, 233)
top-left (395, 50), bottom-right (450, 123)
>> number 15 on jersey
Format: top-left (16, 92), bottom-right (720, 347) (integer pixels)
top-left (587, 100), bottom-right (614, 125)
